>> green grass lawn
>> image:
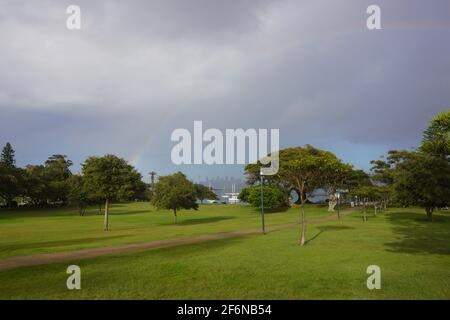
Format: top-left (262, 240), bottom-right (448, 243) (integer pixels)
top-left (0, 203), bottom-right (329, 258)
top-left (0, 204), bottom-right (449, 299)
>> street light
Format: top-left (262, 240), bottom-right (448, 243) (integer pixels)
top-left (260, 169), bottom-right (266, 235)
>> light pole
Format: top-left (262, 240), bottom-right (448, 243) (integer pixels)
top-left (260, 170), bottom-right (266, 235)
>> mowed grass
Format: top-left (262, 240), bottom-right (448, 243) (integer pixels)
top-left (0, 203), bottom-right (329, 258)
top-left (0, 206), bottom-right (449, 299)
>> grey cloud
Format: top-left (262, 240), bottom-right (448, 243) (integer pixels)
top-left (0, 0), bottom-right (449, 178)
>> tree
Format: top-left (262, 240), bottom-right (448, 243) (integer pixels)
top-left (149, 171), bottom-right (157, 188)
top-left (194, 184), bottom-right (218, 203)
top-left (420, 110), bottom-right (450, 158)
top-left (244, 162), bottom-right (291, 206)
top-left (44, 155), bottom-right (73, 204)
top-left (370, 159), bottom-right (394, 185)
top-left (68, 175), bottom-right (90, 216)
top-left (0, 143), bottom-right (24, 208)
top-left (82, 155), bottom-right (144, 231)
top-left (321, 158), bottom-right (352, 213)
top-left (0, 165), bottom-right (24, 208)
top-left (374, 185), bottom-right (392, 211)
top-left (349, 185), bottom-right (383, 221)
top-left (247, 185), bottom-right (285, 209)
top-left (151, 172), bottom-right (198, 224)
top-left (369, 152), bottom-right (402, 210)
top-left (1, 143), bottom-right (15, 168)
top-left (238, 187), bottom-right (251, 203)
top-left (277, 145), bottom-right (335, 246)
top-left (393, 152), bottom-right (450, 221)
top-left (343, 169), bottom-right (372, 192)
top-left (23, 165), bottom-right (48, 206)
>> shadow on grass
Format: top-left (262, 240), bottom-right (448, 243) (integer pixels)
top-left (169, 216), bottom-right (236, 226)
top-left (0, 208), bottom-right (154, 219)
top-left (251, 207), bottom-right (290, 214)
top-left (0, 235), bottom-right (131, 253)
top-left (0, 207), bottom-right (80, 218)
top-left (305, 225), bottom-right (355, 245)
top-left (106, 209), bottom-right (151, 216)
top-left (385, 211), bottom-right (450, 255)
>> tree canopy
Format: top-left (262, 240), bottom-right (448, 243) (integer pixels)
top-left (151, 172), bottom-right (198, 224)
top-left (393, 151), bottom-right (450, 220)
top-left (194, 184), bottom-right (218, 203)
top-left (277, 145), bottom-right (344, 245)
top-left (82, 154), bottom-right (144, 230)
top-left (1, 142), bottom-right (15, 168)
top-left (420, 110), bottom-right (450, 158)
top-left (0, 143), bottom-right (24, 207)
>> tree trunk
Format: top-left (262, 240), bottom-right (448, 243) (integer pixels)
top-left (103, 199), bottom-right (109, 231)
top-left (6, 196), bottom-right (13, 209)
top-left (426, 207), bottom-right (433, 221)
top-left (173, 208), bottom-right (177, 224)
top-left (327, 189), bottom-right (337, 212)
top-left (363, 200), bottom-right (367, 222)
top-left (374, 205), bottom-right (377, 216)
top-left (299, 184), bottom-right (306, 246)
top-left (328, 199), bottom-right (337, 212)
top-left (300, 202), bottom-right (306, 246)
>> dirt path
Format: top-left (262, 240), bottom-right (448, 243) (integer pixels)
top-left (0, 208), bottom-right (355, 271)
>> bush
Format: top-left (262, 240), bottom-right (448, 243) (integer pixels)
top-left (246, 186), bottom-right (285, 209)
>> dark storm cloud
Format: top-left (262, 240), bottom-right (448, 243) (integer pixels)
top-left (0, 0), bottom-right (449, 178)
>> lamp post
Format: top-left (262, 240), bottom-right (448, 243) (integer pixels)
top-left (260, 170), bottom-right (266, 235)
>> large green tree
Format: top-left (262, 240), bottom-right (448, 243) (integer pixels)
top-left (151, 172), bottom-right (198, 224)
top-left (370, 158), bottom-right (394, 185)
top-left (44, 154), bottom-right (73, 204)
top-left (82, 155), bottom-right (143, 230)
top-left (393, 151), bottom-right (450, 220)
top-left (68, 174), bottom-right (90, 216)
top-left (0, 165), bottom-right (24, 208)
top-left (420, 110), bottom-right (450, 158)
top-left (0, 143), bottom-right (24, 207)
top-left (343, 169), bottom-right (372, 192)
top-left (1, 142), bottom-right (15, 168)
top-left (23, 165), bottom-right (48, 206)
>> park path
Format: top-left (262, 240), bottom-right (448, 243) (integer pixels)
top-left (0, 208), bottom-right (355, 271)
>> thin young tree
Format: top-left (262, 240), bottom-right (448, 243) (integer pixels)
top-left (277, 146), bottom-right (334, 246)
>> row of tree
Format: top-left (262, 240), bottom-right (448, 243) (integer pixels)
top-left (0, 148), bottom-right (217, 230)
top-left (239, 110), bottom-right (450, 245)
top-left (1, 110), bottom-right (448, 237)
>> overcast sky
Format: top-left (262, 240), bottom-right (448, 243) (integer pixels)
top-left (1, 0), bottom-right (449, 182)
